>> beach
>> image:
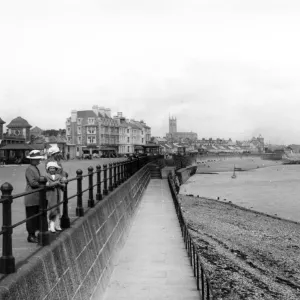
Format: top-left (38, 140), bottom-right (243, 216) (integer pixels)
top-left (178, 156), bottom-right (300, 299)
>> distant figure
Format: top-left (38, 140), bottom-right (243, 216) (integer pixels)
top-left (66, 153), bottom-right (70, 161)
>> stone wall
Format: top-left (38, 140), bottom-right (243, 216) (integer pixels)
top-left (0, 166), bottom-right (150, 300)
top-left (173, 154), bottom-right (197, 169)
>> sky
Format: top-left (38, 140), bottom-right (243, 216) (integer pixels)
top-left (1, 0), bottom-right (300, 144)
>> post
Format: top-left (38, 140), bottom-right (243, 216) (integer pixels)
top-left (61, 173), bottom-right (70, 229)
top-left (76, 169), bottom-right (84, 216)
top-left (38, 176), bottom-right (51, 246)
top-left (103, 164), bottom-right (108, 195)
top-left (113, 162), bottom-right (117, 188)
top-left (96, 165), bottom-right (102, 200)
top-left (88, 166), bottom-right (94, 208)
top-left (0, 182), bottom-right (15, 274)
top-left (109, 163), bottom-right (113, 191)
top-left (120, 162), bottom-right (124, 183)
top-left (117, 162), bottom-right (120, 185)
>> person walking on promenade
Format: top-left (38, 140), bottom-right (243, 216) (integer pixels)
top-left (45, 161), bottom-right (65, 232)
top-left (24, 150), bottom-right (45, 243)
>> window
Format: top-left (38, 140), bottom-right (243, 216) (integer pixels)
top-left (142, 138), bottom-right (144, 143)
top-left (127, 137), bottom-right (130, 143)
top-left (88, 118), bottom-right (95, 124)
top-left (67, 136), bottom-right (72, 142)
top-left (77, 118), bottom-right (82, 125)
top-left (87, 127), bottom-right (96, 134)
top-left (77, 126), bottom-right (81, 134)
top-left (142, 131), bottom-right (144, 135)
top-left (77, 136), bottom-right (82, 144)
top-left (127, 146), bottom-right (130, 152)
top-left (127, 129), bottom-right (129, 133)
top-left (87, 136), bottom-right (96, 144)
top-left (67, 127), bottom-right (71, 134)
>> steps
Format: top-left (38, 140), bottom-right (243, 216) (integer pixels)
top-left (148, 163), bottom-right (162, 179)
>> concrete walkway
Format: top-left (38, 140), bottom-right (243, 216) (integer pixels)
top-left (100, 179), bottom-right (200, 300)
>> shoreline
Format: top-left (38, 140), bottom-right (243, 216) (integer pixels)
top-left (179, 195), bottom-right (300, 299)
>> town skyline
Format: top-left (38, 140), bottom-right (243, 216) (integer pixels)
top-left (1, 1), bottom-right (300, 144)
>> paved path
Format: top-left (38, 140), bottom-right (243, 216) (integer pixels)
top-left (99, 179), bottom-right (200, 300)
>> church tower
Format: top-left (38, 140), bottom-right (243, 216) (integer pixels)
top-left (169, 116), bottom-right (177, 134)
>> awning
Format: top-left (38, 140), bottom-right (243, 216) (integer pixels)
top-left (134, 145), bottom-right (144, 150)
top-left (0, 144), bottom-right (34, 150)
top-left (99, 147), bottom-right (116, 151)
top-left (144, 144), bottom-right (160, 148)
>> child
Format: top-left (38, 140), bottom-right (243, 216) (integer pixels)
top-left (45, 161), bottom-right (65, 233)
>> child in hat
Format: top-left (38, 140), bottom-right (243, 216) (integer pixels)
top-left (45, 161), bottom-right (65, 232)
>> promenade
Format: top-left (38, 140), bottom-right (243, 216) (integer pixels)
top-left (96, 179), bottom-right (199, 300)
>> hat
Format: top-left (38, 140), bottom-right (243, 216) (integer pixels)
top-left (46, 161), bottom-right (61, 170)
top-left (26, 150), bottom-right (45, 160)
top-left (48, 146), bottom-right (60, 156)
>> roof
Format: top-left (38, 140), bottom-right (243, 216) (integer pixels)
top-left (0, 117), bottom-right (5, 124)
top-left (6, 117), bottom-right (32, 128)
top-left (0, 143), bottom-right (34, 150)
top-left (29, 143), bottom-right (45, 150)
top-left (30, 126), bottom-right (43, 132)
top-left (77, 110), bottom-right (98, 119)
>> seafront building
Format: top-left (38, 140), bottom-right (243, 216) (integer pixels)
top-left (65, 106), bottom-right (152, 157)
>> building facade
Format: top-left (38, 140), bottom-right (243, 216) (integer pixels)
top-left (66, 106), bottom-right (151, 156)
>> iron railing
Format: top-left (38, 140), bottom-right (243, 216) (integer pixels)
top-left (0, 156), bottom-right (159, 274)
top-left (168, 174), bottom-right (215, 300)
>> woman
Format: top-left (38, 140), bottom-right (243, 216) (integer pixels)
top-left (24, 150), bottom-right (45, 243)
top-left (45, 145), bottom-right (67, 229)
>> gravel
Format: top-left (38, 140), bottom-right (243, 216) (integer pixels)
top-left (179, 195), bottom-right (300, 300)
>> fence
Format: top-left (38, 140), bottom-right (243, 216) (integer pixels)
top-left (168, 174), bottom-right (215, 300)
top-left (0, 156), bottom-right (162, 274)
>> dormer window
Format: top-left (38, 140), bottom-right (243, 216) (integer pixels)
top-left (88, 118), bottom-right (95, 124)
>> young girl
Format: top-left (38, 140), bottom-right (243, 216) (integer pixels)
top-left (45, 161), bottom-right (65, 232)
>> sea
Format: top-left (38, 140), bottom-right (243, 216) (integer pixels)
top-left (180, 164), bottom-right (300, 222)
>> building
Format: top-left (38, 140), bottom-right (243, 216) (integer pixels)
top-left (66, 106), bottom-right (151, 157)
top-left (165, 116), bottom-right (198, 142)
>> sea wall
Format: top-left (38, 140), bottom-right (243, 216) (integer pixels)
top-left (0, 166), bottom-right (150, 300)
top-left (176, 165), bottom-right (197, 185)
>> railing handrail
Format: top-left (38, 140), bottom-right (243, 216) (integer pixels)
top-left (0, 156), bottom-right (153, 274)
top-left (168, 173), bottom-right (215, 299)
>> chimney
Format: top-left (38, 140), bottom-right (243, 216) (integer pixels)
top-left (98, 106), bottom-right (106, 116)
top-left (71, 110), bottom-right (77, 122)
top-left (105, 108), bottom-right (111, 118)
top-left (92, 105), bottom-right (98, 116)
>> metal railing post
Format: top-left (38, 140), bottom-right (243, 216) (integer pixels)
top-left (109, 163), bottom-right (113, 191)
top-left (88, 166), bottom-right (94, 208)
top-left (61, 173), bottom-right (70, 229)
top-left (38, 176), bottom-right (50, 246)
top-left (117, 161), bottom-right (122, 185)
top-left (0, 182), bottom-right (15, 274)
top-left (76, 169), bottom-right (84, 216)
top-left (103, 164), bottom-right (108, 195)
top-left (96, 165), bottom-right (102, 200)
top-left (113, 162), bottom-right (117, 188)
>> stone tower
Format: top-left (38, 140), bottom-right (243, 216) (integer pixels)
top-left (169, 116), bottom-right (177, 134)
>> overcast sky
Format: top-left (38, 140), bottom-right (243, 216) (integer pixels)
top-left (1, 0), bottom-right (300, 144)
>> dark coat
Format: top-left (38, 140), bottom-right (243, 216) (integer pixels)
top-left (24, 165), bottom-right (41, 206)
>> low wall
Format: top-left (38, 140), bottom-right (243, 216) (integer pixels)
top-left (176, 165), bottom-right (197, 185)
top-left (173, 154), bottom-right (197, 169)
top-left (0, 166), bottom-right (150, 300)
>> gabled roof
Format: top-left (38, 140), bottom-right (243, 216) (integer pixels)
top-left (0, 117), bottom-right (5, 124)
top-left (7, 116), bottom-right (32, 128)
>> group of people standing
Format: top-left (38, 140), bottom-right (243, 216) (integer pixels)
top-left (24, 146), bottom-right (67, 243)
